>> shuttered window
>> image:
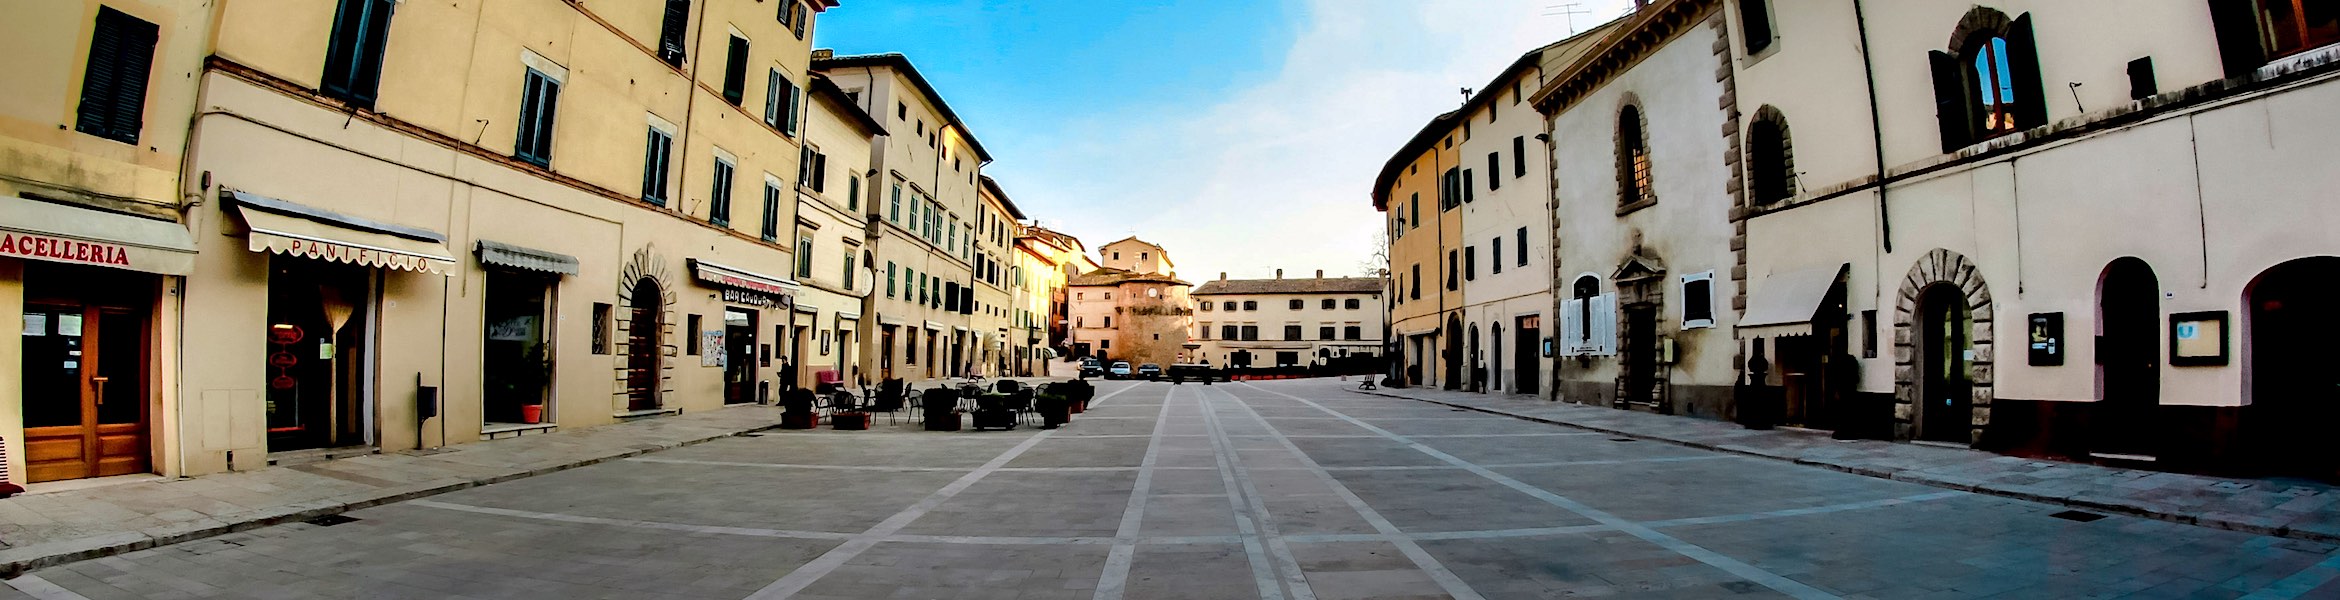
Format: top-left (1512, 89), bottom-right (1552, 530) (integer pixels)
top-left (1513, 136), bottom-right (1527, 177)
top-left (75, 7), bottom-right (158, 145)
top-left (708, 156), bottom-right (734, 226)
top-left (760, 180), bottom-right (781, 242)
top-left (1486, 152), bottom-right (1501, 190)
top-left (321, 0), bottom-right (395, 108)
top-left (657, 0), bottom-right (690, 66)
top-left (722, 36), bottom-right (749, 106)
top-left (515, 69), bottom-right (559, 166)
top-left (641, 127), bottom-right (673, 205)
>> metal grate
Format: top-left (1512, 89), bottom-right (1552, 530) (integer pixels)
top-left (1609, 438), bottom-right (1637, 442)
top-left (304, 514), bottom-right (360, 527)
top-left (2048, 510), bottom-right (2106, 523)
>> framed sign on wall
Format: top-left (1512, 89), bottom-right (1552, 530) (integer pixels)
top-left (2168, 311), bottom-right (2228, 367)
top-left (2028, 313), bottom-right (2063, 366)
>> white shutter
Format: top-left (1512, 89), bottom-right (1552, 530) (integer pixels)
top-left (1559, 298), bottom-right (1583, 356)
top-left (1596, 292), bottom-right (1619, 356)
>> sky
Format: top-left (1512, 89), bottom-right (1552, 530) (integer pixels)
top-left (815, 0), bottom-right (1637, 281)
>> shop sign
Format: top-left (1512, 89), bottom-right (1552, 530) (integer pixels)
top-left (0, 232), bottom-right (135, 268)
top-left (722, 288), bottom-right (790, 309)
top-left (2028, 313), bottom-right (2063, 366)
top-left (278, 238), bottom-right (444, 273)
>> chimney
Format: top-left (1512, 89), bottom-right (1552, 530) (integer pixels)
top-left (1275, 269), bottom-right (1284, 279)
top-left (1219, 272), bottom-right (1227, 281)
top-left (1315, 270), bottom-right (1324, 279)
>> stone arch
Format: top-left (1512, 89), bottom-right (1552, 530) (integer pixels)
top-left (1614, 92), bottom-right (1656, 208)
top-left (1946, 6), bottom-right (2015, 51)
top-left (1746, 105), bottom-right (1797, 205)
top-left (1892, 248), bottom-right (1995, 444)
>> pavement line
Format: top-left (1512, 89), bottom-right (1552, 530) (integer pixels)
top-left (627, 457), bottom-right (972, 472)
top-left (1638, 492), bottom-right (1966, 528)
top-left (1208, 386), bottom-right (1487, 600)
top-left (745, 428), bottom-right (1057, 599)
top-left (1254, 432), bottom-right (1604, 439)
top-left (408, 500), bottom-right (856, 540)
top-left (3, 575), bottom-right (91, 600)
top-left (1245, 382), bottom-right (1842, 600)
top-left (1094, 383), bottom-right (1181, 600)
top-left (1289, 456), bottom-right (1737, 472)
top-left (1199, 383), bottom-right (1307, 600)
top-left (2243, 551), bottom-right (2340, 599)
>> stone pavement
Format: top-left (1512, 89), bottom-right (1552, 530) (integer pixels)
top-left (1355, 384), bottom-right (2340, 544)
top-left (0, 403), bottom-right (786, 578)
top-left (7, 378), bottom-right (2340, 599)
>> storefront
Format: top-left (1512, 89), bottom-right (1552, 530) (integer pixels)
top-left (3, 197), bottom-right (197, 484)
top-left (477, 241), bottom-right (578, 428)
top-left (688, 259), bottom-right (795, 402)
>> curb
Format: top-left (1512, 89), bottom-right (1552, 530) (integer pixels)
top-left (1350, 389), bottom-right (2338, 545)
top-left (0, 419), bottom-right (781, 578)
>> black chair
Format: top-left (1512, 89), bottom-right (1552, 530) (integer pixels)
top-left (1008, 388), bottom-right (1038, 426)
top-left (921, 387), bottom-right (961, 431)
top-left (870, 379), bottom-right (907, 425)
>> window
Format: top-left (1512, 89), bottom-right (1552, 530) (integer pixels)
top-left (788, 2), bottom-right (808, 38)
top-left (1517, 227), bottom-right (1529, 266)
top-left (321, 0), bottom-right (393, 108)
top-left (591, 303), bottom-right (612, 354)
top-left (1345, 299), bottom-right (1360, 310)
top-left (889, 182), bottom-right (903, 222)
top-left (657, 0), bottom-right (689, 66)
top-left (1100, 339), bottom-right (1110, 349)
top-left (1464, 246), bottom-right (1477, 281)
top-left (766, 70), bottom-right (799, 134)
top-left (1513, 136), bottom-right (1529, 178)
top-left (1862, 310), bottom-right (1880, 358)
top-left (798, 144), bottom-right (827, 192)
top-left (1148, 288), bottom-right (1160, 298)
top-left (1241, 325), bottom-right (1259, 341)
top-left (1440, 167), bottom-right (1461, 210)
top-left (887, 262), bottom-right (898, 297)
top-left (721, 35), bottom-right (749, 106)
top-left (897, 102), bottom-right (907, 120)
top-left (1573, 276), bottom-right (1600, 344)
top-left (1222, 301), bottom-right (1235, 311)
top-left (1319, 326), bottom-right (1336, 340)
top-left (1447, 250), bottom-right (1458, 290)
top-left (515, 67), bottom-right (560, 166)
top-left (708, 155), bottom-right (734, 226)
top-left (777, 0), bottom-right (795, 27)
top-left (1321, 299), bottom-right (1336, 310)
top-left (796, 238), bottom-right (814, 278)
top-left (641, 125), bottom-right (673, 205)
top-left (1198, 323), bottom-right (1212, 339)
top-left (1409, 193), bottom-right (1421, 229)
top-left (1289, 299), bottom-right (1304, 310)
top-left (1345, 326), bottom-right (1363, 340)
top-left (847, 176), bottom-right (861, 211)
top-left (760, 179), bottom-right (780, 241)
top-left (1929, 11), bottom-right (2043, 151)
top-left (1284, 325), bottom-right (1304, 341)
top-left (686, 314), bottom-right (703, 354)
top-left (1201, 302), bottom-right (1213, 312)
top-left (1103, 316), bottom-right (1112, 328)
top-left (1462, 169), bottom-right (1475, 203)
top-left (1682, 272), bottom-right (1715, 329)
top-left (1410, 264), bottom-right (1421, 299)
top-left (1491, 238), bottom-right (1503, 274)
top-left (1617, 104), bottom-right (1652, 207)
top-left (1749, 109), bottom-right (1795, 204)
top-left (1221, 325), bottom-right (1239, 340)
top-left (1740, 0), bottom-right (1775, 55)
top-left (1243, 301), bottom-right (1258, 311)
top-left (843, 252), bottom-right (857, 290)
top-left (2211, 1), bottom-right (2340, 76)
top-left (1487, 152), bottom-right (1502, 190)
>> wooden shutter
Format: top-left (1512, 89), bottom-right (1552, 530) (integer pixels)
top-left (2004, 15), bottom-right (2048, 130)
top-left (1560, 298), bottom-right (1583, 356)
top-left (659, 0), bottom-right (691, 65)
top-left (1928, 50), bottom-right (1975, 153)
top-left (321, 0), bottom-right (394, 107)
top-left (722, 36), bottom-right (749, 105)
top-left (76, 8), bottom-right (157, 144)
top-left (765, 70), bottom-right (782, 126)
top-left (813, 153), bottom-right (828, 192)
top-left (2206, 0), bottom-right (2268, 78)
top-left (1594, 293), bottom-right (1618, 356)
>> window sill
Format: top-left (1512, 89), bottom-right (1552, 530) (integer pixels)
top-left (1616, 197), bottom-right (1658, 217)
top-left (614, 407), bottom-right (681, 419)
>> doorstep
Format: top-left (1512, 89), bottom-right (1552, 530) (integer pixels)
top-left (613, 407), bottom-right (683, 420)
top-left (19, 473), bottom-right (166, 496)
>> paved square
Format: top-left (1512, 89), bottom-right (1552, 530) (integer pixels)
top-left (12, 379), bottom-right (2340, 599)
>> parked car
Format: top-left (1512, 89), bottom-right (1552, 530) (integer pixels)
top-left (1079, 358), bottom-right (1103, 379)
top-left (1168, 364), bottom-right (1224, 384)
top-left (1107, 361), bottom-right (1134, 379)
top-left (1136, 363), bottom-right (1163, 380)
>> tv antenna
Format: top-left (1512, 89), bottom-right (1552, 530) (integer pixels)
top-left (1543, 2), bottom-right (1591, 34)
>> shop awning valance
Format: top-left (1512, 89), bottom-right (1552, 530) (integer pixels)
top-left (1738, 263), bottom-right (1849, 334)
top-left (227, 190), bottom-right (454, 275)
top-left (836, 311), bottom-right (861, 321)
top-left (689, 259), bottom-right (798, 298)
top-left (924, 320), bottom-right (944, 331)
top-left (476, 240), bottom-right (578, 276)
top-left (793, 302), bottom-right (819, 314)
top-left (0, 196), bottom-right (198, 275)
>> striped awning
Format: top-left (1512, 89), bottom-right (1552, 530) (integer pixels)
top-left (476, 240), bottom-right (578, 275)
top-left (228, 190), bottom-right (454, 275)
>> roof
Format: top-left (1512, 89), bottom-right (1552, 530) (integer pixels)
top-left (978, 175), bottom-right (1026, 219)
top-left (1368, 21), bottom-right (1626, 210)
top-left (1068, 267), bottom-right (1189, 287)
top-left (1021, 225), bottom-right (1084, 253)
top-left (808, 73), bottom-right (886, 136)
top-left (1529, 1), bottom-right (1707, 113)
top-left (1192, 277), bottom-right (1383, 296)
top-left (812, 53), bottom-right (994, 162)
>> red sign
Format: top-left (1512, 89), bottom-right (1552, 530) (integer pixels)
top-left (270, 325), bottom-right (305, 345)
top-left (0, 232), bottom-right (133, 268)
top-left (269, 351), bottom-right (299, 368)
top-left (269, 375), bottom-right (298, 390)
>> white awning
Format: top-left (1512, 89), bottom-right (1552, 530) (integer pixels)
top-left (0, 196), bottom-right (197, 275)
top-left (476, 240), bottom-right (578, 275)
top-left (1738, 263), bottom-right (1848, 333)
top-left (836, 311), bottom-right (861, 321)
top-left (229, 191), bottom-right (455, 275)
top-left (924, 320), bottom-right (944, 331)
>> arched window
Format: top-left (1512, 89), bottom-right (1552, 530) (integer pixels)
top-left (1929, 9), bottom-right (2043, 151)
top-left (1747, 107), bottom-right (1795, 205)
top-left (1573, 275), bottom-right (1600, 344)
top-left (1616, 103), bottom-right (1654, 207)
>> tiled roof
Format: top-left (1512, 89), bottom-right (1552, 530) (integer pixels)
top-left (1191, 277), bottom-right (1382, 296)
top-left (1069, 267), bottom-right (1188, 287)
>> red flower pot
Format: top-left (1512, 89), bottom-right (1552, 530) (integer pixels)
top-left (520, 404), bottom-right (544, 424)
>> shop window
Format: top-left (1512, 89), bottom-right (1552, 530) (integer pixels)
top-left (686, 314), bottom-right (702, 355)
top-left (1617, 103), bottom-right (1653, 208)
top-left (320, 0), bottom-right (392, 109)
top-left (708, 156), bottom-right (734, 227)
top-left (721, 35), bottom-right (748, 106)
top-left (1929, 9), bottom-right (2044, 152)
top-left (641, 126), bottom-right (673, 206)
top-left (515, 66), bottom-right (560, 167)
top-left (2211, 0), bottom-right (2340, 76)
top-left (483, 271), bottom-right (553, 425)
top-left (591, 302), bottom-right (612, 354)
top-left (657, 0), bottom-right (689, 66)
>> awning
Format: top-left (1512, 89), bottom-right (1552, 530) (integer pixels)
top-left (228, 190), bottom-right (454, 275)
top-left (0, 196), bottom-right (197, 275)
top-left (476, 240), bottom-right (578, 275)
top-left (690, 259), bottom-right (798, 310)
top-left (879, 315), bottom-right (906, 326)
top-left (836, 312), bottom-right (861, 321)
top-left (1738, 264), bottom-right (1849, 335)
top-left (793, 302), bottom-right (819, 314)
top-left (924, 320), bottom-right (944, 331)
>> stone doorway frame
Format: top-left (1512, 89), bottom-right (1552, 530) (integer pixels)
top-left (1893, 249), bottom-right (1995, 444)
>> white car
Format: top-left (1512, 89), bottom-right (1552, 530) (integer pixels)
top-left (1107, 361), bottom-right (1134, 379)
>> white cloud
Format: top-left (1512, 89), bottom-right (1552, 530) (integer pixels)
top-left (991, 0), bottom-right (1634, 280)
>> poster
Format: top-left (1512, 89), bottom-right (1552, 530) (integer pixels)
top-left (701, 330), bottom-right (725, 367)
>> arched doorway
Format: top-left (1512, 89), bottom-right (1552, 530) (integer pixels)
top-left (2094, 258), bottom-right (2161, 458)
top-left (1916, 284), bottom-right (1973, 443)
top-left (1443, 314), bottom-right (1462, 390)
top-left (626, 277), bottom-right (664, 411)
top-left (1467, 324), bottom-right (1482, 393)
top-left (2245, 257), bottom-right (2340, 479)
top-left (1490, 322), bottom-right (1505, 393)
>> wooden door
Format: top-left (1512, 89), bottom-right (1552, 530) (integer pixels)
top-left (23, 305), bottom-right (148, 483)
top-left (626, 279), bottom-right (662, 410)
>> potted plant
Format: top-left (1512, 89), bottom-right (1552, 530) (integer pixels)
top-left (490, 345), bottom-right (554, 424)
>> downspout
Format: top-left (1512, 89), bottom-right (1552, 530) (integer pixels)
top-left (1852, 0), bottom-right (1892, 254)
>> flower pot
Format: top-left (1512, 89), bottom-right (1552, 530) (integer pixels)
top-left (520, 404), bottom-right (544, 424)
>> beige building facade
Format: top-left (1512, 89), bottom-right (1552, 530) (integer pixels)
top-left (1192, 271), bottom-right (1383, 371)
top-left (791, 73), bottom-right (884, 387)
top-left (1068, 238), bottom-right (1192, 367)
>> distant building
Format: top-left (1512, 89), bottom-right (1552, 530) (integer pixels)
top-left (1192, 271), bottom-right (1384, 370)
top-left (1067, 237), bottom-right (1191, 367)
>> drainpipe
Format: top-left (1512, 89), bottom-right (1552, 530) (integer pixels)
top-left (1852, 0), bottom-right (1892, 254)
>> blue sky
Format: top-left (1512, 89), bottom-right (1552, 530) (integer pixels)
top-left (815, 0), bottom-right (1634, 280)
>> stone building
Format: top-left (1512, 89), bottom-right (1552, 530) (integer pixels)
top-left (970, 176), bottom-right (1024, 377)
top-left (1192, 271), bottom-right (1383, 370)
top-left (1009, 226), bottom-right (1082, 377)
